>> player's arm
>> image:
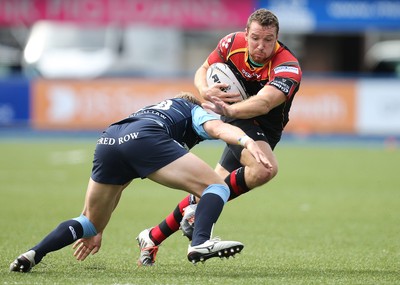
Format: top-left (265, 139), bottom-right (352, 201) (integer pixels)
top-left (193, 60), bottom-right (210, 102)
top-left (203, 84), bottom-right (286, 119)
top-left (202, 119), bottom-right (270, 167)
top-left (192, 106), bottom-right (272, 165)
top-left (194, 60), bottom-right (241, 104)
top-left (202, 119), bottom-right (249, 145)
top-left (191, 106), bottom-right (270, 166)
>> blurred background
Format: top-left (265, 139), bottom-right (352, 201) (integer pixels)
top-left (0, 0), bottom-right (399, 141)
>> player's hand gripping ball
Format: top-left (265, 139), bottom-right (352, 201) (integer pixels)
top-left (206, 62), bottom-right (248, 100)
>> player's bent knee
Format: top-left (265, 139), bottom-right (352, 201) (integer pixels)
top-left (251, 164), bottom-right (278, 186)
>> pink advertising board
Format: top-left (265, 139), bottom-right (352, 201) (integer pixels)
top-left (0, 0), bottom-right (254, 28)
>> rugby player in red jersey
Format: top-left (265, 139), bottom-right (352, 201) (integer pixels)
top-left (136, 8), bottom-right (302, 266)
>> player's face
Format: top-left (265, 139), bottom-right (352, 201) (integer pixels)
top-left (245, 21), bottom-right (278, 64)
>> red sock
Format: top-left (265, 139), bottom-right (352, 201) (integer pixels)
top-left (224, 167), bottom-right (249, 200)
top-left (149, 194), bottom-right (194, 245)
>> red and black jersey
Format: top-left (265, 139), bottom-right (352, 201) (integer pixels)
top-left (207, 32), bottom-right (302, 134)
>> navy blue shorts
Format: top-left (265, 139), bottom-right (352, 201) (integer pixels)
top-left (91, 119), bottom-right (188, 185)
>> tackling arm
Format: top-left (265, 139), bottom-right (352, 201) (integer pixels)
top-left (203, 119), bottom-right (270, 167)
top-left (194, 60), bottom-right (209, 101)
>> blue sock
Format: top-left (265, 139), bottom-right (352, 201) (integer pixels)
top-left (31, 219), bottom-right (83, 264)
top-left (191, 184), bottom-right (229, 246)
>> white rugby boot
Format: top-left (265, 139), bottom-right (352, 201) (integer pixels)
top-left (180, 204), bottom-right (197, 240)
top-left (187, 238), bottom-right (244, 264)
top-left (136, 228), bottom-right (159, 266)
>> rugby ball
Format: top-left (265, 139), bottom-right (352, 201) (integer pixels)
top-left (206, 62), bottom-right (248, 100)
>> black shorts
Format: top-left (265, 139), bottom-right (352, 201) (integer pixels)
top-left (91, 119), bottom-right (188, 185)
top-left (219, 119), bottom-right (281, 172)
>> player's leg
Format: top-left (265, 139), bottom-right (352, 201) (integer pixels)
top-left (147, 152), bottom-right (243, 263)
top-left (137, 140), bottom-right (277, 257)
top-left (136, 193), bottom-right (195, 266)
top-left (72, 179), bottom-right (132, 261)
top-left (10, 179), bottom-right (127, 273)
top-left (178, 140), bottom-right (277, 239)
top-left (144, 194), bottom-right (196, 245)
top-left (136, 193), bottom-right (197, 265)
top-left (138, 145), bottom-right (240, 252)
top-left (135, 144), bottom-right (257, 264)
top-left (147, 152), bottom-right (225, 238)
top-left (222, 140), bottom-right (278, 200)
top-left (136, 151), bottom-right (213, 266)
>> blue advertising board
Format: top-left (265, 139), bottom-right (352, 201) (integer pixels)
top-left (0, 77), bottom-right (30, 126)
top-left (257, 0), bottom-right (400, 32)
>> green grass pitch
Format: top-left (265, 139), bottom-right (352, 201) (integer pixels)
top-left (0, 138), bottom-right (399, 284)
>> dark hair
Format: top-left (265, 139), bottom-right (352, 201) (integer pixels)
top-left (247, 8), bottom-right (279, 35)
top-left (175, 92), bottom-right (201, 106)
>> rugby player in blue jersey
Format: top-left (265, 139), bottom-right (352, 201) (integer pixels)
top-left (10, 93), bottom-right (270, 273)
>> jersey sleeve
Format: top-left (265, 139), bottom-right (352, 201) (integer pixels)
top-left (207, 33), bottom-right (236, 64)
top-left (191, 106), bottom-right (219, 140)
top-left (269, 63), bottom-right (302, 99)
top-left (268, 71), bottom-right (301, 99)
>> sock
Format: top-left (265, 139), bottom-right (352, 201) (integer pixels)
top-left (224, 167), bottom-right (250, 200)
top-left (149, 194), bottom-right (195, 245)
top-left (191, 191), bottom-right (225, 246)
top-left (31, 219), bottom-right (83, 264)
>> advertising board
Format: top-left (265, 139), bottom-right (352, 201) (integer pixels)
top-left (0, 78), bottom-right (29, 126)
top-left (285, 78), bottom-right (357, 134)
top-left (356, 79), bottom-right (400, 135)
top-left (31, 78), bottom-right (197, 130)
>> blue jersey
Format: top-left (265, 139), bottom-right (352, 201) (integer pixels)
top-left (113, 98), bottom-right (217, 150)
